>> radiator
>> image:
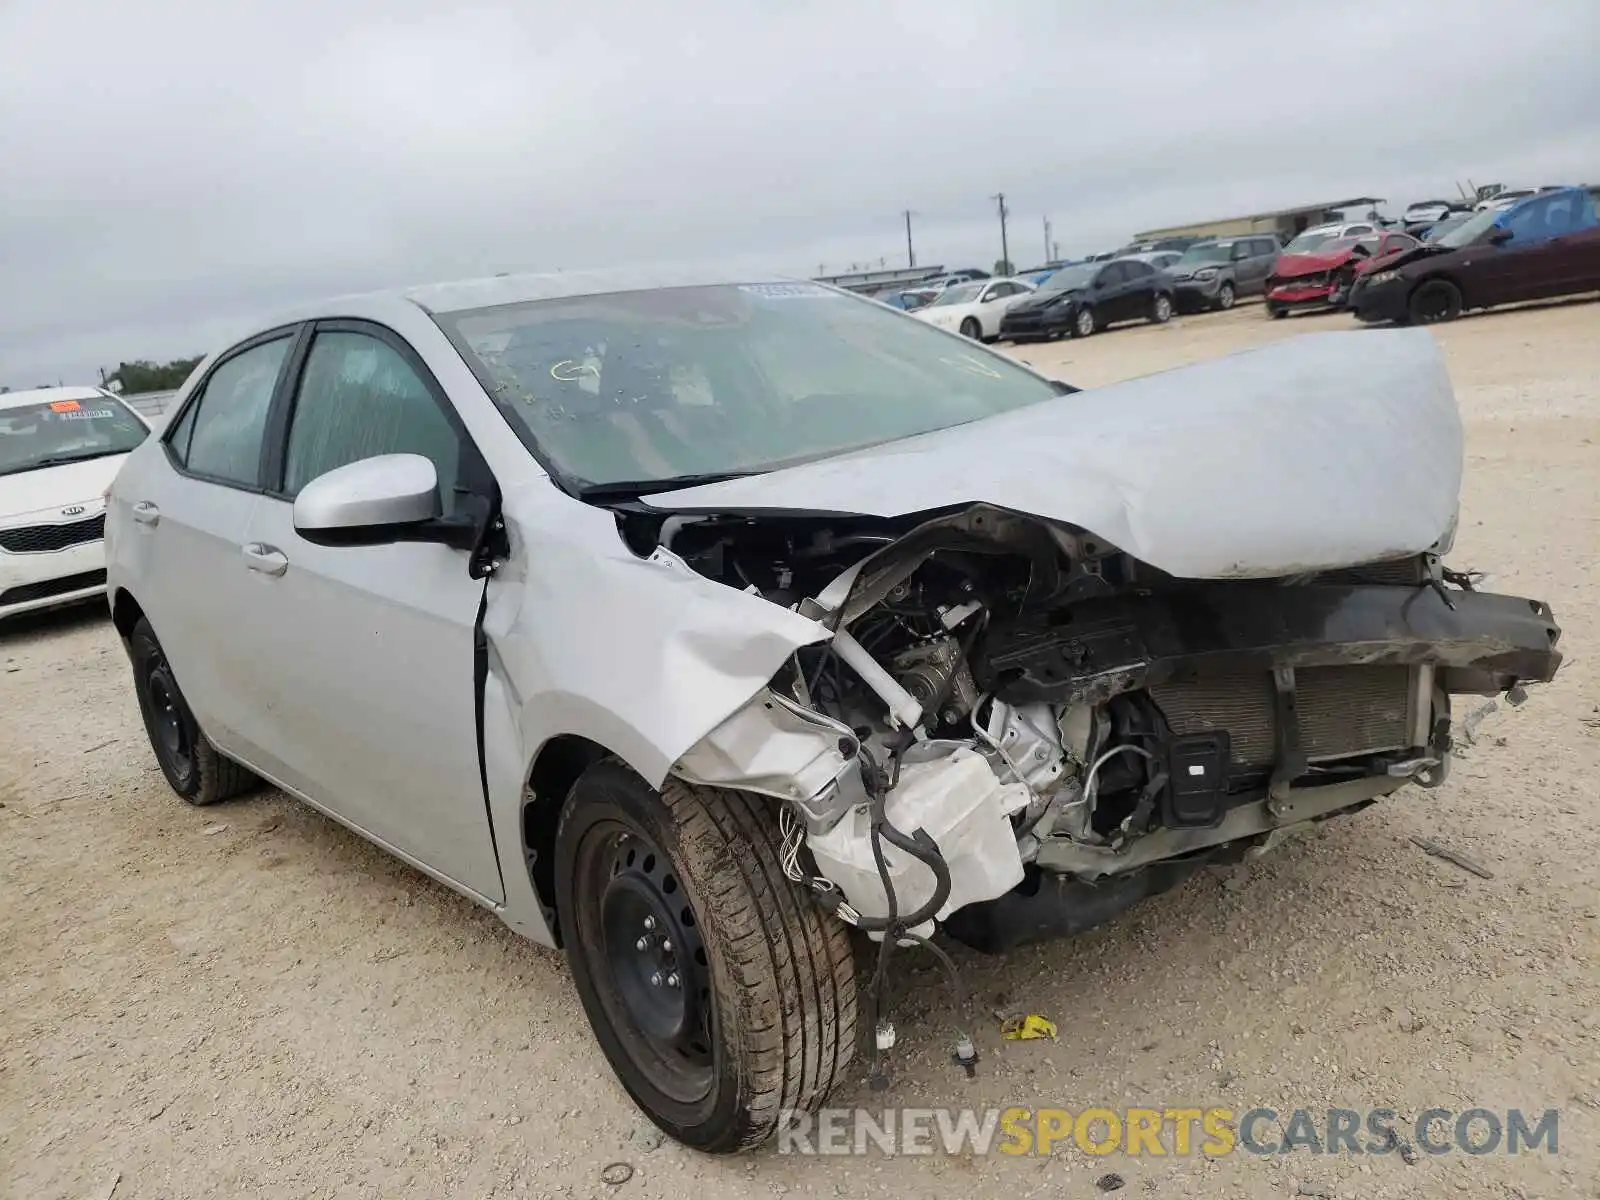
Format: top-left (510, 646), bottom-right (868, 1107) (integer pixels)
top-left (1149, 665), bottom-right (1420, 771)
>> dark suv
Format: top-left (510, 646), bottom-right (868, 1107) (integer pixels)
top-left (1167, 235), bottom-right (1283, 312)
top-left (999, 258), bottom-right (1175, 340)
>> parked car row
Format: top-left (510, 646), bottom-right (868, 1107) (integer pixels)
top-left (1264, 229), bottom-right (1422, 318)
top-left (0, 387), bottom-right (154, 622)
top-left (1348, 185), bottom-right (1600, 325)
top-left (998, 258), bottom-right (1175, 340)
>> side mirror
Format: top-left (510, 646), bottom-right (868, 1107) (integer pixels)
top-left (293, 453), bottom-right (442, 546)
top-left (1486, 226), bottom-right (1514, 245)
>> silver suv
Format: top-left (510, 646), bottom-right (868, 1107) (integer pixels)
top-left (1168, 235), bottom-right (1284, 311)
top-left (105, 271), bottom-right (1561, 1151)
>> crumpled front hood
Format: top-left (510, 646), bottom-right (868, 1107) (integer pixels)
top-left (1360, 244), bottom-right (1438, 275)
top-left (645, 329), bottom-right (1464, 580)
top-left (1009, 288), bottom-right (1081, 312)
top-left (1274, 249), bottom-right (1356, 277)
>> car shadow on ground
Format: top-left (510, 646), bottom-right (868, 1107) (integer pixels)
top-left (0, 599), bottom-right (113, 645)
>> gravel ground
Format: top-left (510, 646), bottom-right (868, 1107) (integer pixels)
top-left (3, 298), bottom-right (1598, 1200)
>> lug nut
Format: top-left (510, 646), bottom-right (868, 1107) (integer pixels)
top-left (665, 972), bottom-right (680, 988)
top-left (643, 915), bottom-right (656, 931)
top-left (649, 971), bottom-right (663, 987)
top-left (635, 937), bottom-right (650, 951)
top-left (661, 939), bottom-right (672, 954)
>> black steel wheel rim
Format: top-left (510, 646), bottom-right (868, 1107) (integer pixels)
top-left (147, 662), bottom-right (194, 780)
top-left (1417, 288), bottom-right (1447, 321)
top-left (577, 822), bottom-right (716, 1104)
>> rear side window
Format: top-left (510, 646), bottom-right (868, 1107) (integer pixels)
top-left (282, 330), bottom-right (464, 516)
top-left (182, 337), bottom-right (293, 486)
top-left (1123, 261), bottom-right (1153, 278)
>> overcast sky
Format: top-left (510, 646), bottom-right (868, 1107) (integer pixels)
top-left (2, 0), bottom-right (1596, 386)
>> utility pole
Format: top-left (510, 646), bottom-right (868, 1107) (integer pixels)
top-left (903, 210), bottom-right (916, 269)
top-left (992, 192), bottom-right (1011, 273)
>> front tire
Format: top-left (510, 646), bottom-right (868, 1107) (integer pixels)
top-left (959, 317), bottom-right (981, 340)
top-left (1408, 279), bottom-right (1462, 324)
top-left (555, 760), bottom-right (857, 1153)
top-left (129, 617), bottom-right (257, 806)
top-left (1214, 281), bottom-right (1236, 311)
top-left (1150, 293), bottom-right (1173, 324)
top-left (1071, 305), bottom-right (1097, 338)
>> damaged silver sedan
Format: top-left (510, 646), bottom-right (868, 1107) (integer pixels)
top-left (103, 270), bottom-right (1562, 1152)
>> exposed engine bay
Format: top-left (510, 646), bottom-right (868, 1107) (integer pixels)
top-left (646, 502), bottom-right (1563, 956)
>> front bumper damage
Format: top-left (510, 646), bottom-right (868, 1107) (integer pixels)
top-left (671, 572), bottom-right (1561, 951)
top-left (975, 582), bottom-right (1561, 708)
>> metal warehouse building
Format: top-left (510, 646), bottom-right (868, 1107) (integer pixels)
top-left (1135, 197), bottom-right (1386, 243)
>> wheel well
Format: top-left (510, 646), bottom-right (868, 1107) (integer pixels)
top-left (523, 734), bottom-right (611, 938)
top-left (1413, 273), bottom-right (1464, 301)
top-left (110, 588), bottom-right (145, 640)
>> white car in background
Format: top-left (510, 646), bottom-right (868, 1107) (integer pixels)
top-left (911, 277), bottom-right (1037, 340)
top-left (0, 386), bottom-right (152, 621)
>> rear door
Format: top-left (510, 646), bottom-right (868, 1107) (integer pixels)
top-left (1512, 191), bottom-right (1600, 296)
top-left (1240, 238), bottom-right (1277, 292)
top-left (232, 321), bottom-right (502, 899)
top-left (1470, 195), bottom-right (1569, 303)
top-left (116, 330), bottom-right (299, 760)
top-left (1118, 261), bottom-right (1156, 321)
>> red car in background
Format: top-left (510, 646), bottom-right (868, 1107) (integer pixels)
top-left (1265, 231), bottom-right (1420, 317)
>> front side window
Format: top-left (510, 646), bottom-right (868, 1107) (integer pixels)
top-left (0, 394), bottom-right (148, 478)
top-left (182, 337), bottom-right (292, 486)
top-left (437, 284), bottom-right (1059, 493)
top-left (1175, 243), bottom-right (1232, 267)
top-left (283, 331), bottom-right (463, 515)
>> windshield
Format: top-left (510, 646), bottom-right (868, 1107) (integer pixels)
top-left (1433, 207), bottom-right (1500, 248)
top-left (1282, 231), bottom-right (1339, 255)
top-left (437, 283), bottom-right (1061, 492)
top-left (1423, 215), bottom-right (1470, 241)
top-left (0, 396), bottom-right (147, 478)
top-left (1175, 243), bottom-right (1234, 266)
top-left (1037, 265), bottom-right (1096, 292)
top-left (929, 282), bottom-right (985, 307)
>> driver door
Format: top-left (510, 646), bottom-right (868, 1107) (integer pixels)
top-left (233, 321), bottom-right (503, 900)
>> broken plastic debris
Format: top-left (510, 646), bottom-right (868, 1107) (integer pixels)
top-left (1000, 1013), bottom-right (1058, 1041)
top-left (599, 1162), bottom-right (633, 1186)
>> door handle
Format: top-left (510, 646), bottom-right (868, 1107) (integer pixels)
top-left (132, 501), bottom-right (160, 527)
top-left (242, 543), bottom-right (289, 577)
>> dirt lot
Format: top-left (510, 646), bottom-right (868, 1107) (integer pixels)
top-left (4, 299), bottom-right (1598, 1200)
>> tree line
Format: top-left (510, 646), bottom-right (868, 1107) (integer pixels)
top-left (105, 355), bottom-right (206, 395)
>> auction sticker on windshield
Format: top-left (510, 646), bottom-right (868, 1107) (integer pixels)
top-left (49, 400), bottom-right (82, 412)
top-left (738, 283), bottom-right (839, 300)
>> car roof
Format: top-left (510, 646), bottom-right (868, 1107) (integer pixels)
top-left (0, 385), bottom-right (113, 413)
top-left (1501, 185), bottom-right (1585, 211)
top-left (256, 266), bottom-right (813, 332)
